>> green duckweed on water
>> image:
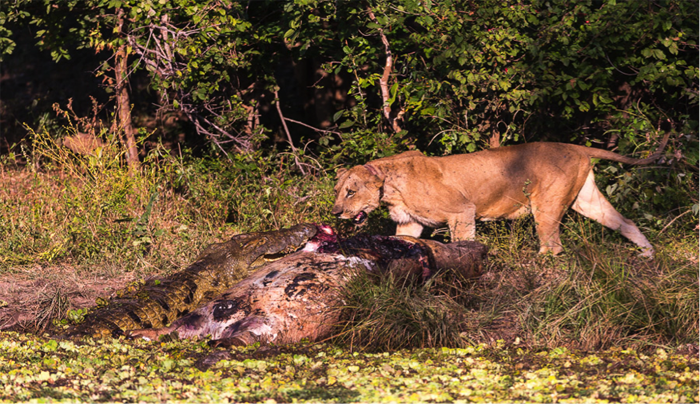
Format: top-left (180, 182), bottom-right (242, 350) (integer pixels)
top-left (0, 332), bottom-right (697, 403)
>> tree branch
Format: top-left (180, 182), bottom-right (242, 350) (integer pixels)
top-left (115, 8), bottom-right (139, 169)
top-left (283, 117), bottom-right (343, 137)
top-left (367, 8), bottom-right (402, 133)
top-left (274, 89), bottom-right (306, 175)
top-left (127, 21), bottom-right (257, 153)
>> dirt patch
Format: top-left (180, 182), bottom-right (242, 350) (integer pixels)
top-left (0, 266), bottom-right (139, 331)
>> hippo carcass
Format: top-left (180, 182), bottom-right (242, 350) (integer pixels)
top-left (129, 225), bottom-right (487, 346)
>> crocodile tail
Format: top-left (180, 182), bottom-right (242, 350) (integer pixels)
top-left (61, 223), bottom-right (319, 339)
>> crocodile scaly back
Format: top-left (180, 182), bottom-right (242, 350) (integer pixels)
top-left (65, 224), bottom-right (318, 338)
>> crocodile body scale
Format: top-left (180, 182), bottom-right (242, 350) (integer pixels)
top-left (66, 224), bottom-right (318, 338)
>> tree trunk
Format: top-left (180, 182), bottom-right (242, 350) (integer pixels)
top-left (114, 10), bottom-right (139, 169)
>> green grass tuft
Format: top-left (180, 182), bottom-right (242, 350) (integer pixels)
top-left (332, 217), bottom-right (698, 352)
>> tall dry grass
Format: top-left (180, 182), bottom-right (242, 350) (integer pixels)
top-left (0, 127), bottom-right (335, 274)
top-left (333, 218), bottom-right (698, 352)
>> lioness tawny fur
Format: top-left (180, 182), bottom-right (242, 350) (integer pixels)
top-left (332, 134), bottom-right (670, 257)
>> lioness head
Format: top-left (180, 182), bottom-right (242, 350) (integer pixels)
top-left (331, 166), bottom-right (383, 225)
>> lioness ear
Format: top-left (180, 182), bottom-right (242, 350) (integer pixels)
top-left (335, 168), bottom-right (348, 179)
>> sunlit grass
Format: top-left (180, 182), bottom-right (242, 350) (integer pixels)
top-left (332, 216), bottom-right (698, 352)
top-left (0, 127), bottom-right (335, 274)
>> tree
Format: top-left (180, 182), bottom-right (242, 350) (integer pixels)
top-left (2, 0), bottom-right (697, 159)
top-left (0, 1), bottom-right (145, 167)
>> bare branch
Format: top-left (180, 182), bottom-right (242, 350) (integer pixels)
top-left (367, 8), bottom-right (402, 133)
top-left (283, 117), bottom-right (343, 137)
top-left (274, 89), bottom-right (306, 175)
top-left (126, 19), bottom-right (257, 153)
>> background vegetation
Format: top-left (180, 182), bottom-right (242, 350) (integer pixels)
top-left (0, 1), bottom-right (697, 401)
top-left (2, 0), bottom-right (697, 155)
top-left (1, 0), bottom-right (696, 258)
top-left (1, 0), bottom-right (697, 235)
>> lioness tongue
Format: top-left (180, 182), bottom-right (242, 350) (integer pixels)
top-left (353, 211), bottom-right (368, 224)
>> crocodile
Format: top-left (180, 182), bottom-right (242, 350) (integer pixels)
top-left (65, 223), bottom-right (318, 339)
top-left (128, 225), bottom-right (488, 346)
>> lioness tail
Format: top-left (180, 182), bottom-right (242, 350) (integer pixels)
top-left (585, 132), bottom-right (671, 165)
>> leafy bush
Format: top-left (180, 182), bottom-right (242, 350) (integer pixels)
top-left (2, 0), bottom-right (696, 152)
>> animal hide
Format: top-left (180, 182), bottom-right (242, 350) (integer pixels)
top-left (129, 225), bottom-right (487, 346)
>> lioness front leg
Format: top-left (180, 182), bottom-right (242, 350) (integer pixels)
top-left (396, 222), bottom-right (424, 238)
top-left (448, 205), bottom-right (477, 241)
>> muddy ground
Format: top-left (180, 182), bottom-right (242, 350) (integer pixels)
top-left (0, 266), bottom-right (137, 332)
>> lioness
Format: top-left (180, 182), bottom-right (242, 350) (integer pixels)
top-left (332, 134), bottom-right (670, 257)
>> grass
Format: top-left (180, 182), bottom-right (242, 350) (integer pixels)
top-left (330, 212), bottom-right (698, 352)
top-left (0, 127), bottom-right (336, 274)
top-left (333, 269), bottom-right (476, 351)
top-left (33, 290), bottom-right (71, 332)
top-left (0, 125), bottom-right (698, 354)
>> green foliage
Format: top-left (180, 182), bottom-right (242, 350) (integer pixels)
top-left (66, 308), bottom-right (88, 325)
top-left (281, 0), bottom-right (698, 152)
top-left (0, 334), bottom-right (697, 402)
top-left (321, 129), bottom-right (412, 167)
top-left (3, 0), bottom-right (695, 152)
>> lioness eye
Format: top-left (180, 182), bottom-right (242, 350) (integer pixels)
top-left (346, 190), bottom-right (355, 198)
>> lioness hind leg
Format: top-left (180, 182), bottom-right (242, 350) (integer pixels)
top-left (572, 171), bottom-right (654, 257)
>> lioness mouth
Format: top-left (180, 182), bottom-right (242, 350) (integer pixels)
top-left (353, 211), bottom-right (368, 225)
